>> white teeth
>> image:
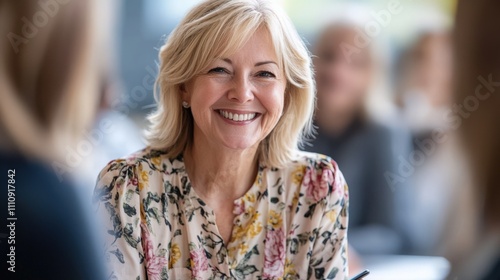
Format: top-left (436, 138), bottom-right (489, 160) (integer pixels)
top-left (218, 110), bottom-right (257, 122)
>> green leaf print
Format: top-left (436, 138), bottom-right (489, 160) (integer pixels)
top-left (314, 267), bottom-right (325, 279)
top-left (124, 223), bottom-right (140, 248)
top-left (123, 203), bottom-right (137, 217)
top-left (109, 248), bottom-right (125, 264)
top-left (327, 267), bottom-right (339, 279)
top-left (104, 202), bottom-right (123, 244)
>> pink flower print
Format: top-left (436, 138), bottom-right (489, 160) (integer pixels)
top-left (233, 200), bottom-right (245, 215)
top-left (190, 248), bottom-right (209, 279)
top-left (331, 161), bottom-right (347, 199)
top-left (141, 223), bottom-right (168, 280)
top-left (263, 228), bottom-right (285, 278)
top-left (130, 177), bottom-right (138, 186)
top-left (303, 165), bottom-right (333, 202)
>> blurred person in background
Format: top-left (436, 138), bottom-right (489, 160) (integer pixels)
top-left (445, 0), bottom-right (500, 278)
top-left (396, 30), bottom-right (453, 134)
top-left (394, 30), bottom-right (461, 256)
top-left (307, 22), bottom-right (412, 258)
top-left (0, 0), bottom-right (107, 278)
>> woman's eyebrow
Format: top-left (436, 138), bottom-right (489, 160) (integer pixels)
top-left (218, 58), bottom-right (277, 67)
top-left (255, 61), bottom-right (278, 67)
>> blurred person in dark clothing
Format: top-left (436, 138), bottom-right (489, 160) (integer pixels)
top-left (0, 0), bottom-right (107, 279)
top-left (306, 23), bottom-right (412, 256)
top-left (445, 0), bottom-right (500, 279)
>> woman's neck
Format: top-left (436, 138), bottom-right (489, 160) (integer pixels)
top-left (183, 132), bottom-right (259, 203)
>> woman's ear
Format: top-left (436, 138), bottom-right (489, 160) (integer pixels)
top-left (179, 83), bottom-right (187, 94)
top-left (179, 83), bottom-right (192, 109)
top-left (179, 83), bottom-right (189, 102)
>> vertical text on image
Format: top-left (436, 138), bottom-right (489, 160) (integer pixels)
top-left (6, 169), bottom-right (17, 273)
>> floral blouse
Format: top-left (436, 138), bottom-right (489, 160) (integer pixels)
top-left (94, 147), bottom-right (349, 280)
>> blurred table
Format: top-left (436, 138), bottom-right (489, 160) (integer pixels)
top-left (361, 255), bottom-right (450, 280)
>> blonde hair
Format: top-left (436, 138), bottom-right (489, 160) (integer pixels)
top-left (146, 0), bottom-right (315, 167)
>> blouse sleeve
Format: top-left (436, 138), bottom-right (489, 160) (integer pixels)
top-left (308, 158), bottom-right (349, 280)
top-left (93, 159), bottom-right (146, 280)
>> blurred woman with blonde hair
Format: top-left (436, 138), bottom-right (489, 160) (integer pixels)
top-left (0, 0), bottom-right (107, 278)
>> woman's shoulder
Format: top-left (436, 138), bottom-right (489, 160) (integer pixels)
top-left (279, 151), bottom-right (348, 204)
top-left (94, 147), bottom-right (182, 195)
top-left (292, 151), bottom-right (337, 169)
top-left (97, 147), bottom-right (177, 176)
top-left (286, 151), bottom-right (342, 176)
top-left (104, 146), bottom-right (170, 166)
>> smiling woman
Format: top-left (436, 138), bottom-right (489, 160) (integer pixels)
top-left (94, 0), bottom-right (349, 279)
top-left (184, 27), bottom-right (285, 154)
top-left (147, 0), bottom-right (315, 167)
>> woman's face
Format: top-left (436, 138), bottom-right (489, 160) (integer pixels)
top-left (410, 34), bottom-right (452, 107)
top-left (184, 28), bottom-right (286, 151)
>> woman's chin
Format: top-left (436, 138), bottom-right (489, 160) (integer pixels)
top-left (218, 137), bottom-right (260, 151)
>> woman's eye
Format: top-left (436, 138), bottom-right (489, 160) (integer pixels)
top-left (208, 67), bottom-right (229, 74)
top-left (257, 71), bottom-right (276, 78)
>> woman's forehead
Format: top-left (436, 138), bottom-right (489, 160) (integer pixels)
top-left (211, 28), bottom-right (281, 66)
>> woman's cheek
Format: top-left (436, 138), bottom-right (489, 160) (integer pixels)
top-left (260, 90), bottom-right (284, 131)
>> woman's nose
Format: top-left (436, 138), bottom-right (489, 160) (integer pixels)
top-left (227, 75), bottom-right (254, 103)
